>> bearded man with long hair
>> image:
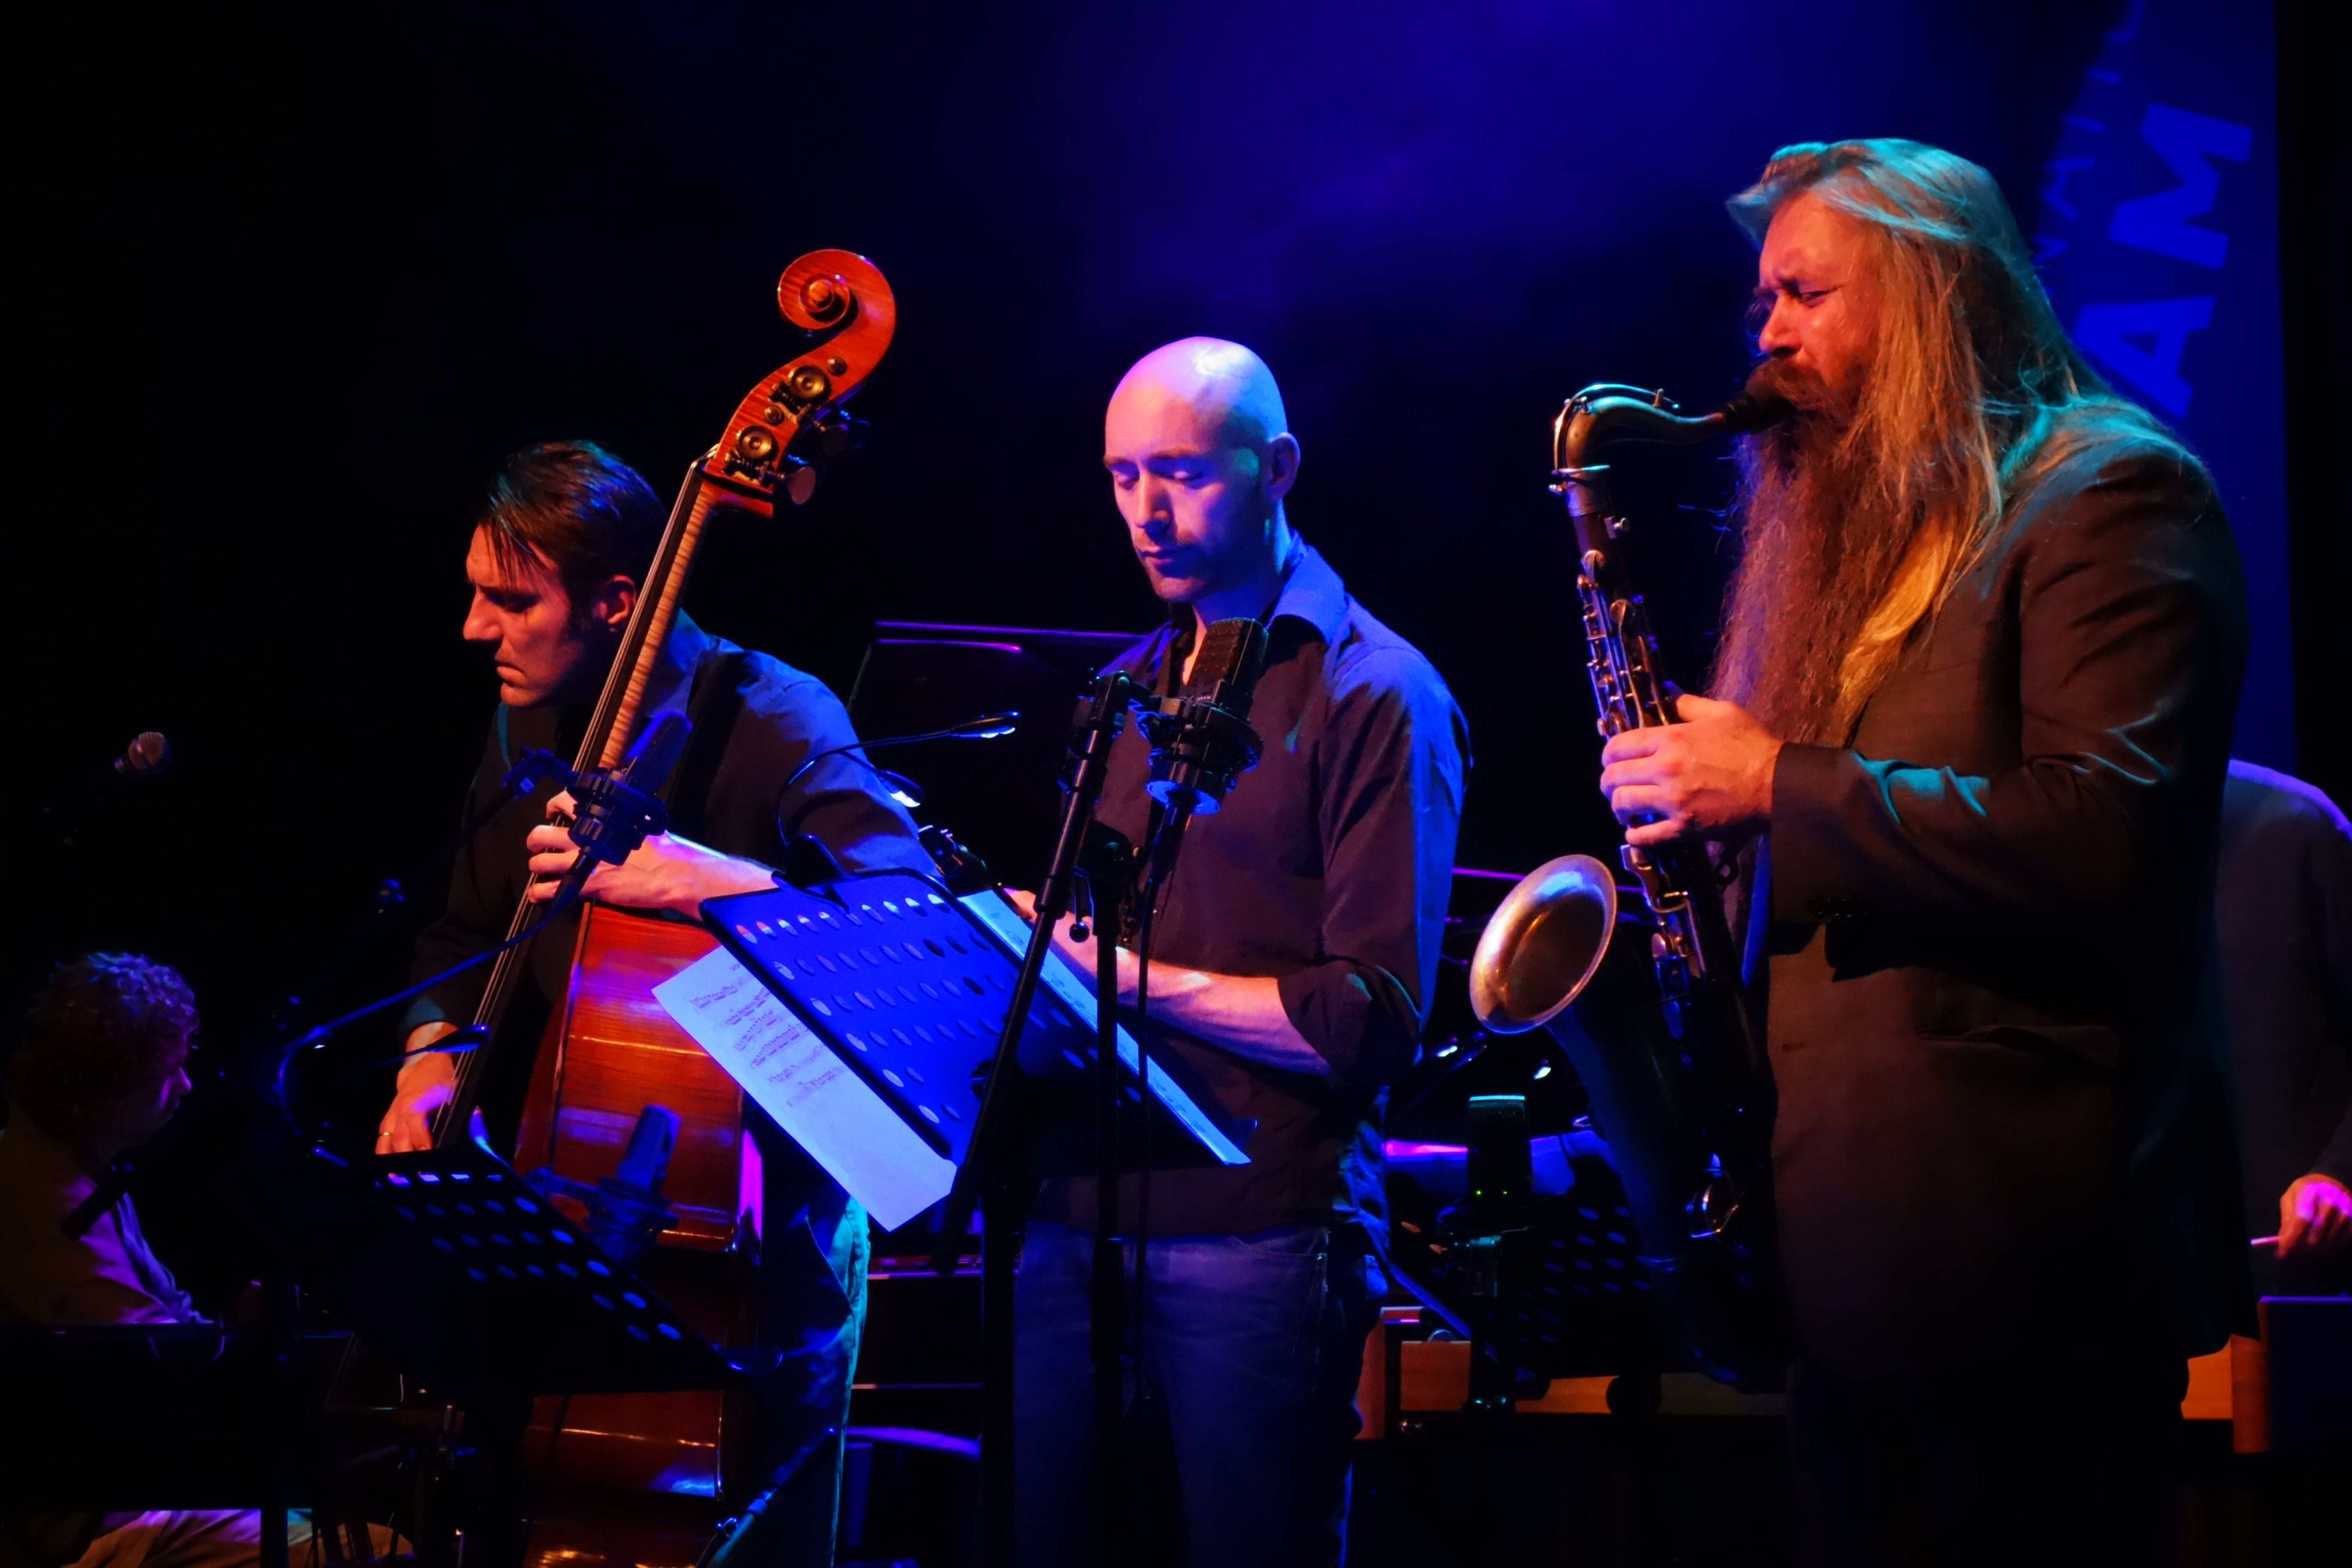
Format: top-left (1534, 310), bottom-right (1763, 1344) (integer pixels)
top-left (1598, 140), bottom-right (2249, 1562)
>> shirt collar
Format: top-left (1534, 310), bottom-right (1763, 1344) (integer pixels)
top-left (1160, 537), bottom-right (1349, 649)
top-left (1268, 539), bottom-right (1349, 647)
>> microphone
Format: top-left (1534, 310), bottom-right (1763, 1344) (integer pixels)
top-left (1142, 618), bottom-right (1268, 816)
top-left (553, 711), bottom-right (693, 904)
top-left (44, 731), bottom-right (175, 853)
top-left (113, 731), bottom-right (171, 780)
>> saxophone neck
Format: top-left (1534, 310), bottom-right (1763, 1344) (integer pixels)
top-left (1559, 381), bottom-right (1791, 452)
top-left (1551, 383), bottom-right (1793, 508)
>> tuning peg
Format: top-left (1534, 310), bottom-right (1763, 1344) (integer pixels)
top-left (781, 456), bottom-right (819, 506)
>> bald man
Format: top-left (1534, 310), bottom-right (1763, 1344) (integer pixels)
top-left (1013, 340), bottom-right (1468, 1566)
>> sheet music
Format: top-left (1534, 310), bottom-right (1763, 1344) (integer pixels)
top-left (653, 946), bottom-right (956, 1229)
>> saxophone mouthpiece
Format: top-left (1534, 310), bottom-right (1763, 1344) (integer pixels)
top-left (1716, 388), bottom-right (1794, 434)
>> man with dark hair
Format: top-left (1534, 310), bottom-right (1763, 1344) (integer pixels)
top-left (376, 439), bottom-right (931, 1565)
top-left (1597, 141), bottom-right (2247, 1561)
top-left (1010, 340), bottom-right (1467, 1567)
top-left (474, 440), bottom-right (673, 622)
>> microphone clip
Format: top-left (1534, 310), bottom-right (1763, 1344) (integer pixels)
top-left (565, 766), bottom-right (671, 873)
top-left (1136, 697), bottom-right (1262, 816)
top-left (558, 711), bottom-right (694, 892)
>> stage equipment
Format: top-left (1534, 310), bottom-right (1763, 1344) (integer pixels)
top-left (115, 729), bottom-right (171, 778)
top-left (1467, 383), bottom-right (1792, 1389)
top-left (415, 250), bottom-right (897, 1559)
top-left (778, 709), bottom-right (1023, 821)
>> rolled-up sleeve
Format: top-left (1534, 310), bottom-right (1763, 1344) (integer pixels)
top-left (1278, 646), bottom-right (1468, 1094)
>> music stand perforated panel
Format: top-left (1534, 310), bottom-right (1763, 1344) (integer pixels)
top-left (298, 1142), bottom-right (738, 1399)
top-left (702, 871), bottom-right (1243, 1174)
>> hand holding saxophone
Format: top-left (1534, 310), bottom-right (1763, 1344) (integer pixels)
top-left (1599, 693), bottom-right (1784, 846)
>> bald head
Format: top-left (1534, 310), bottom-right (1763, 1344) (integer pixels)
top-left (1104, 339), bottom-right (1301, 615)
top-left (1109, 337), bottom-right (1290, 451)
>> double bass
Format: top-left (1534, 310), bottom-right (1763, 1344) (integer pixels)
top-left (425, 251), bottom-right (896, 1559)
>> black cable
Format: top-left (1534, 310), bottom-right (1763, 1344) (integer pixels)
top-left (272, 885), bottom-right (583, 1119)
top-left (290, 889), bottom-right (577, 1051)
top-left (314, 1031), bottom-right (486, 1089)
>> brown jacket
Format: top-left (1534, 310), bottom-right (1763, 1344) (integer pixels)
top-left (1759, 432), bottom-right (2249, 1379)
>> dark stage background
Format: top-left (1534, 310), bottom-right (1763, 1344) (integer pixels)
top-left (12, 1), bottom-right (2329, 1291)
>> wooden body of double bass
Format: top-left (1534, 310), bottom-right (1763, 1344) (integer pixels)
top-left (513, 905), bottom-right (741, 1527)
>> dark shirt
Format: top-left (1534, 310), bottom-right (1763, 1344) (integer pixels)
top-left (1033, 541), bottom-right (1469, 1244)
top-left (404, 612), bottom-right (932, 1053)
top-left (2215, 761), bottom-right (2352, 1245)
top-left (0, 1118), bottom-right (201, 1326)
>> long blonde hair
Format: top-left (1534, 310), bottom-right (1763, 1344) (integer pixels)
top-left (1713, 139), bottom-right (2195, 743)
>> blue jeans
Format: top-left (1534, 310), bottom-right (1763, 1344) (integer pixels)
top-left (1014, 1219), bottom-right (1380, 1568)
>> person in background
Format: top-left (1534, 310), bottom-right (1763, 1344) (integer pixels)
top-left (2216, 760), bottom-right (2352, 1295)
top-left (0, 953), bottom-right (379, 1568)
top-left (0, 952), bottom-right (200, 1328)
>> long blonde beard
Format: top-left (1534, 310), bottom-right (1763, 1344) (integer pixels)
top-left (1712, 412), bottom-right (1945, 747)
top-left (1830, 521), bottom-right (1958, 739)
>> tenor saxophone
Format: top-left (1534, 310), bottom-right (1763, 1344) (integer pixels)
top-left (1468, 383), bottom-right (1791, 1387)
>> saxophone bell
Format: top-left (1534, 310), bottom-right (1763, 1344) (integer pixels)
top-left (1466, 853), bottom-right (1618, 1035)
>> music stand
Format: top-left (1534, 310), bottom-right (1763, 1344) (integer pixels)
top-left (288, 1141), bottom-right (742, 1401)
top-left (697, 870), bottom-right (1247, 1176)
top-left (1385, 1130), bottom-right (1673, 1381)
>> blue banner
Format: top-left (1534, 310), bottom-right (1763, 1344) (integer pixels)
top-left (2035, 0), bottom-right (2289, 768)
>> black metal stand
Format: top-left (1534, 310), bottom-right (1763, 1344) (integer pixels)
top-left (258, 1272), bottom-right (298, 1567)
top-left (913, 646), bottom-right (1265, 1568)
top-left (1082, 826), bottom-right (1137, 1566)
top-left (942, 668), bottom-right (1136, 1568)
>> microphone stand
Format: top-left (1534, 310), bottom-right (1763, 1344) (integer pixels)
top-left (943, 625), bottom-right (1260, 1565)
top-left (1081, 823), bottom-right (1138, 1568)
top-left (939, 668), bottom-right (1139, 1568)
